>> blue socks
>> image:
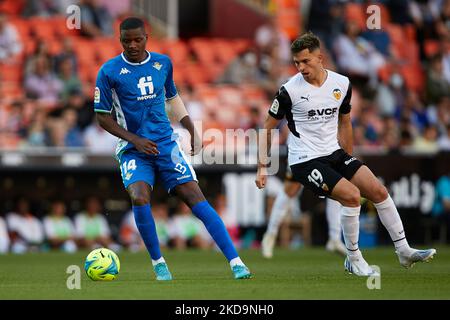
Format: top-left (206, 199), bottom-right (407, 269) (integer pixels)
top-left (133, 204), bottom-right (162, 260)
top-left (133, 201), bottom-right (239, 263)
top-left (191, 201), bottom-right (238, 261)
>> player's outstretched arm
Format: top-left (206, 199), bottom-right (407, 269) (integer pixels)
top-left (96, 113), bottom-right (159, 155)
top-left (337, 113), bottom-right (353, 155)
top-left (255, 115), bottom-right (281, 189)
top-left (168, 95), bottom-right (202, 155)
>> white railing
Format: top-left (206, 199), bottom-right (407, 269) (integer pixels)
top-left (132, 0), bottom-right (179, 39)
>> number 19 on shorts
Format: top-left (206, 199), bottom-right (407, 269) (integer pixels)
top-left (308, 169), bottom-right (323, 188)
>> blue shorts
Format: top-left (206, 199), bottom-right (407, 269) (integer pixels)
top-left (118, 138), bottom-right (197, 193)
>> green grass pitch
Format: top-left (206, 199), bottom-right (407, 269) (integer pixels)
top-left (0, 247), bottom-right (449, 299)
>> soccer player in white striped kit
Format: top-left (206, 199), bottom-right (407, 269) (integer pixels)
top-left (256, 32), bottom-right (436, 276)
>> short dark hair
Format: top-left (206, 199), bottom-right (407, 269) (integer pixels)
top-left (120, 17), bottom-right (145, 31)
top-left (291, 31), bottom-right (320, 54)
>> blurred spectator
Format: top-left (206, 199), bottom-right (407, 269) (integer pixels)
top-left (152, 204), bottom-right (171, 248)
top-left (221, 49), bottom-right (260, 84)
top-left (6, 197), bottom-right (44, 253)
top-left (24, 41), bottom-right (54, 76)
top-left (255, 16), bottom-right (291, 64)
top-left (169, 202), bottom-right (210, 250)
top-left (214, 193), bottom-right (239, 243)
top-left (0, 12), bottom-right (22, 63)
top-left (25, 109), bottom-right (51, 147)
top-left (438, 124), bottom-right (450, 150)
top-left (426, 53), bottom-right (450, 104)
top-left (435, 0), bottom-right (450, 39)
top-left (43, 199), bottom-right (77, 252)
top-left (79, 0), bottom-right (114, 38)
top-left (333, 21), bottom-right (386, 88)
top-left (245, 106), bottom-right (262, 130)
top-left (63, 88), bottom-right (94, 130)
top-left (62, 108), bottom-right (84, 147)
top-left (306, 0), bottom-right (345, 52)
top-left (0, 215), bottom-right (10, 254)
top-left (398, 91), bottom-right (430, 133)
top-left (83, 121), bottom-right (117, 154)
top-left (97, 0), bottom-right (131, 18)
top-left (119, 210), bottom-right (144, 252)
top-left (432, 173), bottom-right (450, 242)
top-left (412, 124), bottom-right (440, 153)
top-left (58, 57), bottom-right (82, 102)
top-left (375, 71), bottom-right (406, 117)
top-left (74, 196), bottom-right (113, 249)
top-left (409, 0), bottom-right (442, 59)
top-left (54, 38), bottom-right (78, 75)
top-left (387, 0), bottom-right (413, 25)
top-left (22, 0), bottom-right (60, 17)
top-left (1, 100), bottom-right (26, 137)
top-left (24, 56), bottom-right (63, 106)
top-left (399, 129), bottom-right (414, 149)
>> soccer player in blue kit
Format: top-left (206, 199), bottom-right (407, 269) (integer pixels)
top-left (94, 17), bottom-right (251, 280)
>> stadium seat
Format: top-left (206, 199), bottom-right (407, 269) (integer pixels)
top-left (401, 64), bottom-right (424, 92)
top-left (345, 3), bottom-right (366, 30)
top-left (164, 40), bottom-right (190, 64)
top-left (28, 17), bottom-right (56, 40)
top-left (0, 64), bottom-right (23, 82)
top-left (424, 40), bottom-right (441, 58)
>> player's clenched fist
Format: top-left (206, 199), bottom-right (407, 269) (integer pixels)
top-left (255, 167), bottom-right (267, 189)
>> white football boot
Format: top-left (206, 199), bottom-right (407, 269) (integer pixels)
top-left (344, 254), bottom-right (380, 277)
top-left (396, 248), bottom-right (436, 269)
top-left (261, 232), bottom-right (276, 259)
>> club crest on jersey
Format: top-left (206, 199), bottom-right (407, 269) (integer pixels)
top-left (333, 89), bottom-right (342, 100)
top-left (94, 87), bottom-right (100, 103)
top-left (153, 62), bottom-right (162, 70)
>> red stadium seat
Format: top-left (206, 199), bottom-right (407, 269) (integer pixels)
top-left (345, 3), bottom-right (366, 30)
top-left (401, 64), bottom-right (424, 92)
top-left (0, 64), bottom-right (23, 82)
top-left (424, 40), bottom-right (441, 58)
top-left (28, 17), bottom-right (56, 40)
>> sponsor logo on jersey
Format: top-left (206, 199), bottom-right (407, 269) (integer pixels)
top-left (270, 99), bottom-right (279, 114)
top-left (333, 88), bottom-right (342, 100)
top-left (120, 67), bottom-right (131, 75)
top-left (308, 107), bottom-right (338, 118)
top-left (153, 62), bottom-right (162, 70)
top-left (300, 95), bottom-right (310, 102)
top-left (137, 76), bottom-right (157, 100)
top-left (94, 87), bottom-right (100, 103)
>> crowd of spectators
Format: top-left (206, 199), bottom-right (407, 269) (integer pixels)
top-left (0, 194), bottom-right (239, 254)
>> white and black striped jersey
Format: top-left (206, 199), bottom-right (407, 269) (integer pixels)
top-left (268, 69), bottom-right (352, 166)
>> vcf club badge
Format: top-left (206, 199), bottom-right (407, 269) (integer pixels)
top-left (333, 88), bottom-right (341, 100)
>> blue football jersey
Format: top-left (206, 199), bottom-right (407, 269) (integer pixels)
top-left (94, 51), bottom-right (178, 158)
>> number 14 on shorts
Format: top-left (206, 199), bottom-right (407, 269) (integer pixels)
top-left (121, 159), bottom-right (137, 181)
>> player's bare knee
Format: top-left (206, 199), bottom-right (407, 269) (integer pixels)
top-left (371, 185), bottom-right (388, 203)
top-left (130, 195), bottom-right (149, 206)
top-left (339, 187), bottom-right (360, 207)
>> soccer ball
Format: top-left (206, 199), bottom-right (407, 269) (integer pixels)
top-left (84, 248), bottom-right (120, 281)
